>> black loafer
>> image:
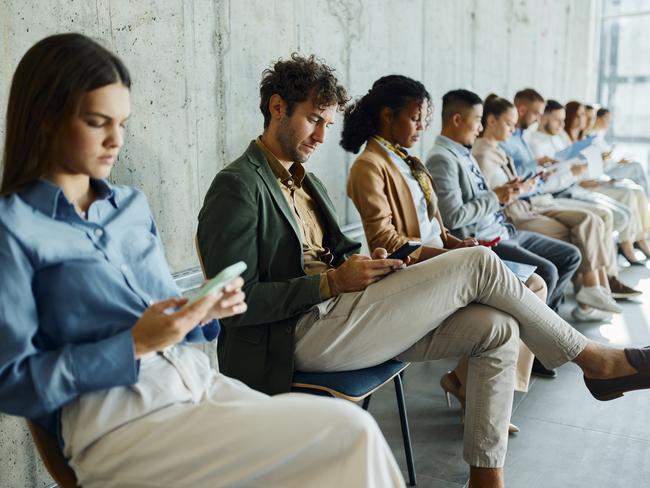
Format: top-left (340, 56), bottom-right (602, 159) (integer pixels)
top-left (532, 357), bottom-right (557, 378)
top-left (584, 347), bottom-right (650, 401)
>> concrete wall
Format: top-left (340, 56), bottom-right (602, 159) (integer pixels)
top-left (0, 1), bottom-right (601, 486)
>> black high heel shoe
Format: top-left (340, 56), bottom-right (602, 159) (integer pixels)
top-left (618, 244), bottom-right (646, 266)
top-left (584, 347), bottom-right (650, 401)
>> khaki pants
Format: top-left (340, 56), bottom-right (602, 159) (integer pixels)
top-left (294, 247), bottom-right (588, 468)
top-left (62, 346), bottom-right (405, 488)
top-left (517, 207), bottom-right (614, 275)
top-left (594, 182), bottom-right (650, 242)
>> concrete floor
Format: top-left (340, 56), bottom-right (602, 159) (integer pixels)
top-left (368, 261), bottom-right (650, 488)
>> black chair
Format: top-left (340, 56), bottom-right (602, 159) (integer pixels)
top-left (292, 360), bottom-right (417, 486)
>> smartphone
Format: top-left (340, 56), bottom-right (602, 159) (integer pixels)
top-left (186, 261), bottom-right (247, 305)
top-left (522, 170), bottom-right (544, 183)
top-left (387, 241), bottom-right (421, 260)
top-left (480, 236), bottom-right (501, 247)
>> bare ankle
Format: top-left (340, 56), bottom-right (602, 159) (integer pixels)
top-left (469, 466), bottom-right (504, 488)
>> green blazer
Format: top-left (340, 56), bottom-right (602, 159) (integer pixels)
top-left (197, 141), bottom-right (360, 394)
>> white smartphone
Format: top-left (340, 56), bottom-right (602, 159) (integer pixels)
top-left (186, 261), bottom-right (247, 305)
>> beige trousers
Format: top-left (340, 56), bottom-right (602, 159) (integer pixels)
top-left (62, 345), bottom-right (405, 488)
top-left (454, 272), bottom-right (546, 394)
top-left (594, 182), bottom-right (650, 242)
top-left (294, 247), bottom-right (588, 468)
top-left (550, 198), bottom-right (618, 276)
top-left (516, 207), bottom-right (613, 275)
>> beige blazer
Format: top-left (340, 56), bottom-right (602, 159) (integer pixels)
top-left (347, 138), bottom-right (448, 261)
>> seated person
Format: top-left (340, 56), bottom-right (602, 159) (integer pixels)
top-left (564, 101), bottom-right (650, 265)
top-left (197, 53), bottom-right (650, 488)
top-left (591, 107), bottom-right (649, 196)
top-left (503, 89), bottom-right (641, 296)
top-left (473, 94), bottom-right (622, 322)
top-left (0, 35), bottom-right (405, 488)
top-left (425, 89), bottom-right (581, 317)
top-left (343, 75), bottom-right (540, 431)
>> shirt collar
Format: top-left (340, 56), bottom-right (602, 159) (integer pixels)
top-left (255, 136), bottom-right (305, 188)
top-left (19, 178), bottom-right (118, 218)
top-left (436, 134), bottom-right (472, 158)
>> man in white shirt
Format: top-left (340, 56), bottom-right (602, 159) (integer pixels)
top-left (591, 108), bottom-right (649, 195)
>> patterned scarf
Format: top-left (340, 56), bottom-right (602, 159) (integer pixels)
top-left (374, 135), bottom-right (436, 219)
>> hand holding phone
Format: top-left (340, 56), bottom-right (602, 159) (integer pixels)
top-left (387, 241), bottom-right (422, 260)
top-left (478, 236), bottom-right (501, 247)
top-left (187, 261), bottom-right (247, 305)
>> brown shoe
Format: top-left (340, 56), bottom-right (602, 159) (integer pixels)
top-left (608, 276), bottom-right (642, 299)
top-left (585, 347), bottom-right (650, 401)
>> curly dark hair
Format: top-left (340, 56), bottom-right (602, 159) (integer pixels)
top-left (339, 75), bottom-right (432, 154)
top-left (259, 53), bottom-right (349, 128)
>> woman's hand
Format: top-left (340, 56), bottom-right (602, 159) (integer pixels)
top-left (201, 276), bottom-right (247, 322)
top-left (131, 294), bottom-right (222, 359)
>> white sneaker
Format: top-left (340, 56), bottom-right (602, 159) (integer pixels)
top-left (571, 306), bottom-right (613, 322)
top-left (575, 286), bottom-right (623, 314)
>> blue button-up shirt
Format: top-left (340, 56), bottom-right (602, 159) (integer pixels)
top-left (500, 128), bottom-right (537, 176)
top-left (0, 179), bottom-right (218, 442)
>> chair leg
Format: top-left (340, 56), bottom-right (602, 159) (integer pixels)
top-left (362, 395), bottom-right (372, 410)
top-left (394, 374), bottom-right (416, 486)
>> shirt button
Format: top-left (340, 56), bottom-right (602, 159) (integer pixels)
top-left (120, 264), bottom-right (129, 272)
top-left (285, 326), bottom-right (292, 334)
top-left (94, 228), bottom-right (104, 237)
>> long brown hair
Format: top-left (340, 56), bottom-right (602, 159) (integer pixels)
top-left (1, 33), bottom-right (131, 195)
top-left (563, 101), bottom-right (583, 143)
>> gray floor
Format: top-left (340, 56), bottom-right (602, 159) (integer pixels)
top-left (368, 261), bottom-right (650, 488)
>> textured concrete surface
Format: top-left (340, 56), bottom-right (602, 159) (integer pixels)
top-left (0, 1), bottom-right (602, 486)
top-left (0, 0), bottom-right (601, 271)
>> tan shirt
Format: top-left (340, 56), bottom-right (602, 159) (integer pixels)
top-left (256, 137), bottom-right (334, 298)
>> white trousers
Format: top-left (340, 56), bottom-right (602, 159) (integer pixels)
top-left (61, 345), bottom-right (405, 488)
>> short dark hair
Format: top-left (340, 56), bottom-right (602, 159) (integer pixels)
top-left (514, 88), bottom-right (544, 105)
top-left (340, 75), bottom-right (431, 153)
top-left (259, 53), bottom-right (349, 128)
top-left (596, 107), bottom-right (610, 118)
top-left (441, 89), bottom-right (482, 125)
top-left (544, 99), bottom-right (564, 113)
top-left (585, 104), bottom-right (594, 111)
top-left (2, 33), bottom-right (131, 195)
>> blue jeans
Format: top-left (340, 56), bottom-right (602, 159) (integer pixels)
top-left (493, 230), bottom-right (581, 311)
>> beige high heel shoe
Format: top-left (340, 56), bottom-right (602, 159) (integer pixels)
top-left (440, 371), bottom-right (519, 434)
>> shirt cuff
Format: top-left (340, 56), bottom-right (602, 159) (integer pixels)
top-left (319, 271), bottom-right (334, 300)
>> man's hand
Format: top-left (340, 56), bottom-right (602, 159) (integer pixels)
top-left (537, 155), bottom-right (558, 167)
top-left (493, 181), bottom-right (521, 205)
top-left (571, 163), bottom-right (588, 177)
top-left (579, 179), bottom-right (600, 189)
top-left (328, 252), bottom-right (405, 295)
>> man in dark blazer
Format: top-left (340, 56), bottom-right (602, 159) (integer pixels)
top-left (196, 55), bottom-right (632, 488)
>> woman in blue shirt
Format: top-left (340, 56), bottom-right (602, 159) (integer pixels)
top-left (0, 34), bottom-right (405, 488)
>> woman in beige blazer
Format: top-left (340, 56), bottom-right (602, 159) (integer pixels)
top-left (342, 76), bottom-right (539, 434)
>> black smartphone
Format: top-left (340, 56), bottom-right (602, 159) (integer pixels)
top-left (387, 241), bottom-right (422, 260)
